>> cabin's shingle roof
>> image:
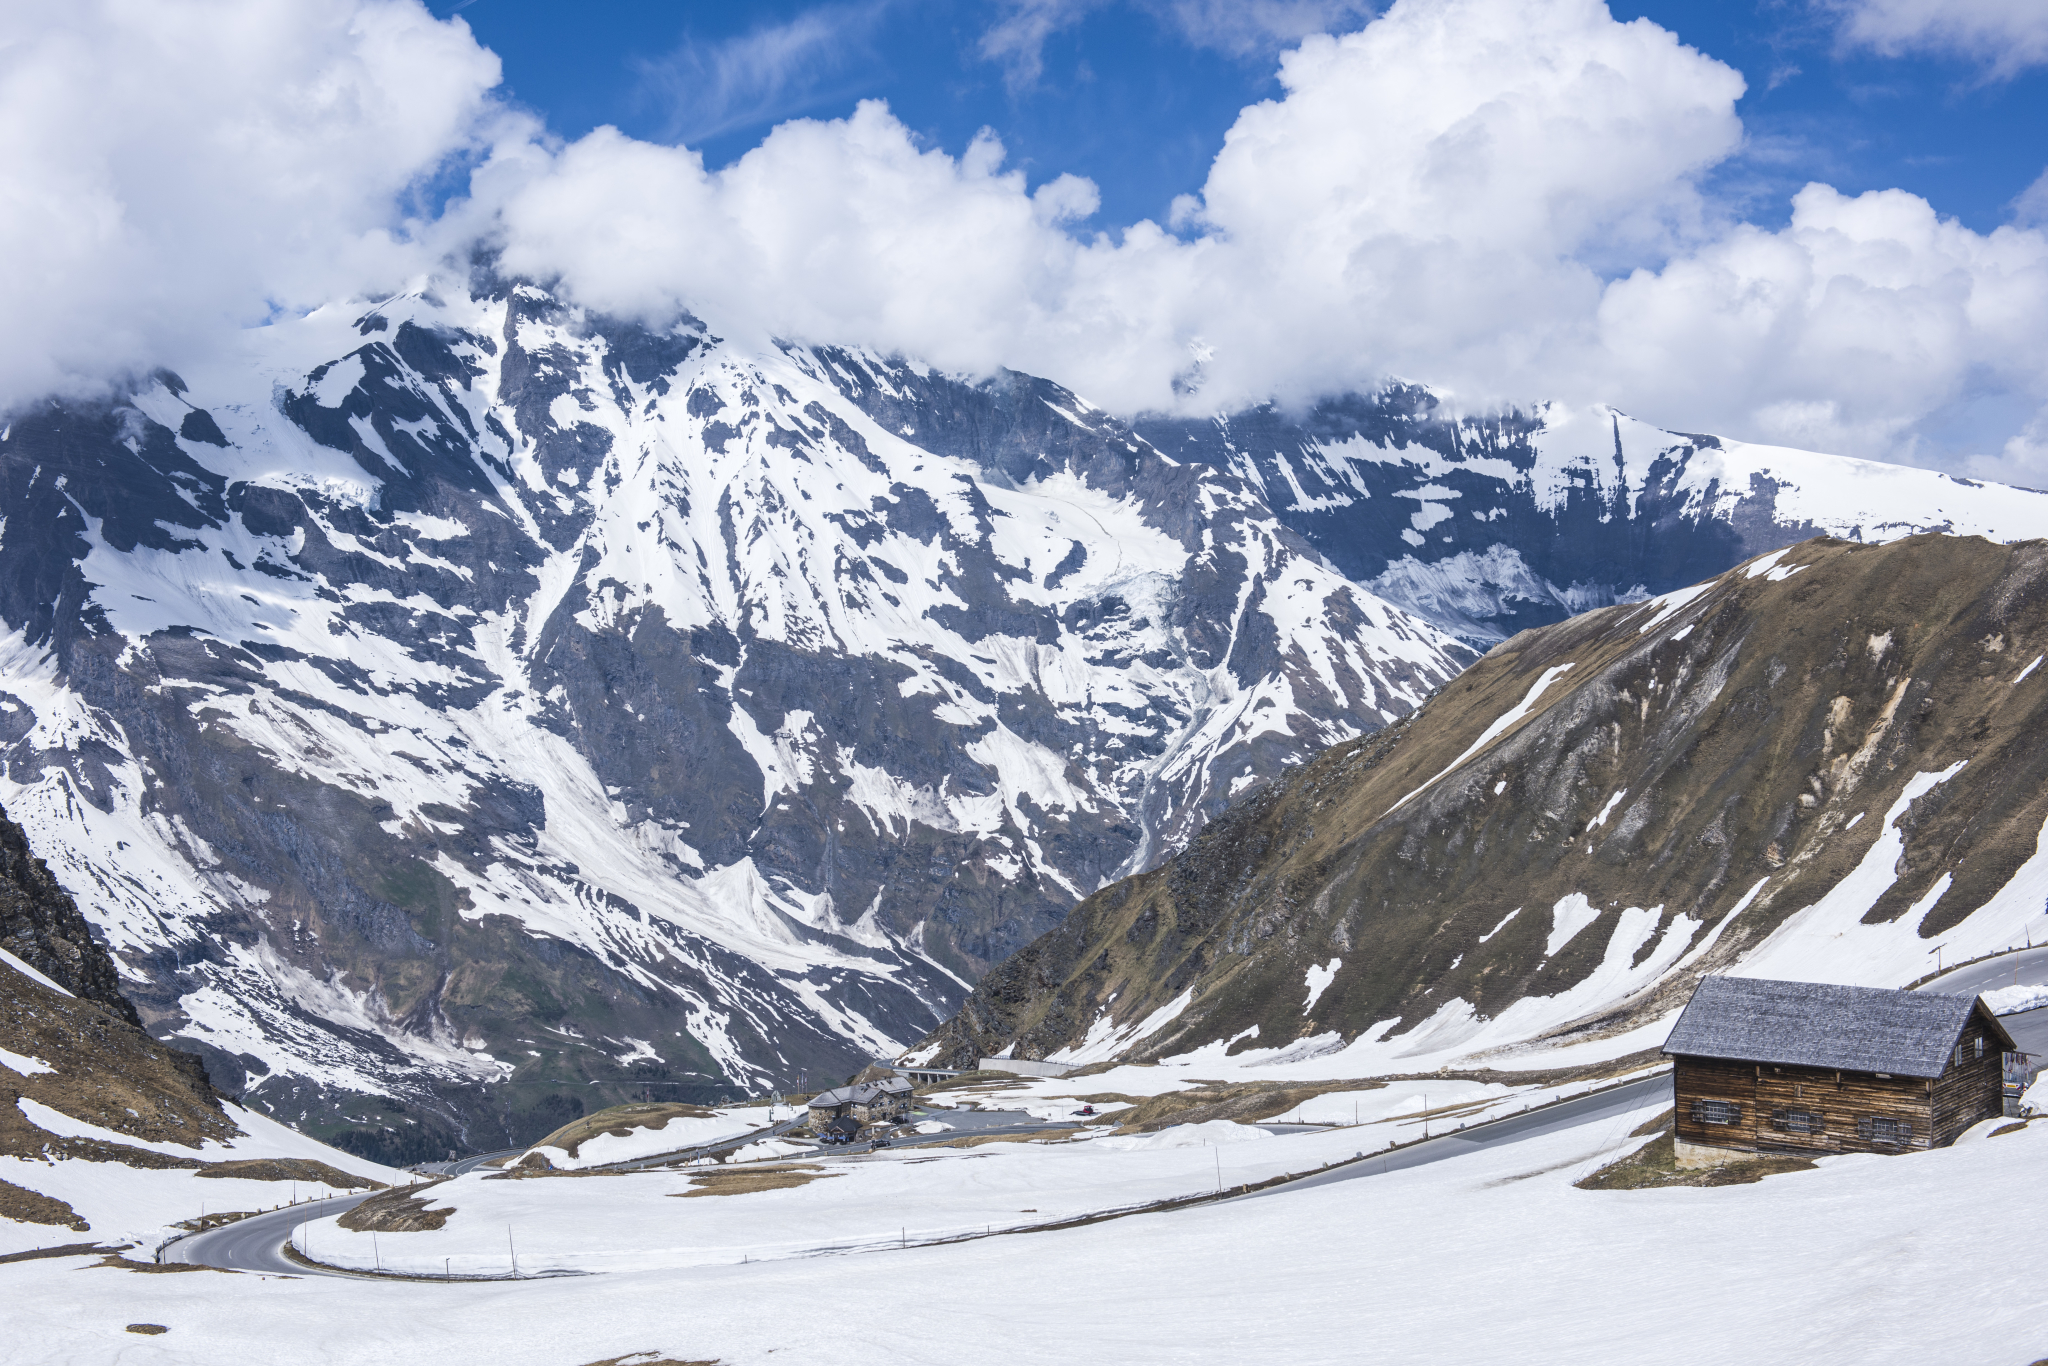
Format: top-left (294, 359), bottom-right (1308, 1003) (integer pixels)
top-left (1663, 976), bottom-right (2008, 1078)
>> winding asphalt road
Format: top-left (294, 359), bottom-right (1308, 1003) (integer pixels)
top-left (1922, 948), bottom-right (2048, 1056)
top-left (162, 1194), bottom-right (380, 1277)
top-left (1240, 1072), bottom-right (1672, 1201)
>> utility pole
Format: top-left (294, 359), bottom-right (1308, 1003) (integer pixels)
top-left (508, 1225), bottom-right (518, 1278)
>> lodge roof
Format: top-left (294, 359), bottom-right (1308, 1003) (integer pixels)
top-left (808, 1077), bottom-right (914, 1108)
top-left (1663, 976), bottom-right (2015, 1079)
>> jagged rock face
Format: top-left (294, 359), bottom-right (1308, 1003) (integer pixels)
top-left (0, 278), bottom-right (1472, 1154)
top-left (1137, 392), bottom-right (2048, 644)
top-left (0, 802), bottom-right (137, 1026)
top-left (0, 801), bottom-right (228, 1177)
top-left (914, 535), bottom-right (2048, 1071)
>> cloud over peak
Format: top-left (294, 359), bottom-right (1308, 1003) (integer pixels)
top-left (0, 0), bottom-right (510, 404)
top-left (3, 0), bottom-right (2046, 480)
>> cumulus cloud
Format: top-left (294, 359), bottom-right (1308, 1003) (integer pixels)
top-left (495, 0), bottom-right (1756, 416)
top-left (0, 0), bottom-right (511, 407)
top-left (1822, 0), bottom-right (2048, 77)
top-left (7, 0), bottom-right (2048, 479)
top-left (1595, 184), bottom-right (2048, 460)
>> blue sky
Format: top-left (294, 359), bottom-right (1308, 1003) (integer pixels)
top-left (432, 0), bottom-right (2048, 235)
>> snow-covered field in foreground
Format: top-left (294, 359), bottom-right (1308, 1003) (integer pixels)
top-left (12, 1086), bottom-right (2048, 1364)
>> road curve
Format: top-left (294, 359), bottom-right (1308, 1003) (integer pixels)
top-left (163, 1193), bottom-right (381, 1278)
top-left (1238, 1072), bottom-right (1672, 1202)
top-left (1916, 950), bottom-right (2048, 1056)
top-left (1922, 945), bottom-right (2048, 999)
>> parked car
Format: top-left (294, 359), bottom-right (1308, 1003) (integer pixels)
top-left (870, 1138), bottom-right (891, 1148)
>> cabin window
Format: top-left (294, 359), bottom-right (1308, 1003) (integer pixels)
top-left (1977, 1037), bottom-right (1986, 1059)
top-left (1858, 1115), bottom-right (1911, 1146)
top-left (1770, 1108), bottom-right (1823, 1134)
top-left (1691, 1099), bottom-right (1741, 1126)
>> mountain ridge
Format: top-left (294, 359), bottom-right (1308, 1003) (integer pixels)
top-left (908, 533), bottom-right (2048, 1074)
top-left (0, 275), bottom-right (1471, 1155)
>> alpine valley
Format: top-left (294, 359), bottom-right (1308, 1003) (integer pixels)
top-left (5, 270), bottom-right (2047, 1158)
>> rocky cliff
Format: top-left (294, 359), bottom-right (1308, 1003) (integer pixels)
top-left (0, 803), bottom-right (139, 1027)
top-left (912, 535), bottom-right (2048, 1071)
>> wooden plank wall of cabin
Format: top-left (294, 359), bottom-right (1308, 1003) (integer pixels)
top-left (1672, 1056), bottom-right (1758, 1149)
top-left (1932, 1011), bottom-right (2006, 1145)
top-left (1753, 1065), bottom-right (1934, 1154)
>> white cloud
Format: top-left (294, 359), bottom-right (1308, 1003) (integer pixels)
top-left (496, 0), bottom-right (1752, 417)
top-left (982, 0), bottom-right (1377, 84)
top-left (1144, 0), bottom-right (1377, 56)
top-left (7, 0), bottom-right (2048, 482)
top-left (980, 0), bottom-right (1104, 89)
top-left (0, 0), bottom-right (514, 409)
top-left (1594, 184), bottom-right (2048, 461)
top-left (633, 3), bottom-right (890, 144)
top-left (1823, 0), bottom-right (2048, 77)
top-left (2015, 169), bottom-right (2048, 227)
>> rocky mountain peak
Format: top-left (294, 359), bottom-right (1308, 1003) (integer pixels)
top-left (0, 278), bottom-right (1472, 1156)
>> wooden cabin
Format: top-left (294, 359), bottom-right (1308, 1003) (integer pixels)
top-left (1663, 976), bottom-right (2015, 1164)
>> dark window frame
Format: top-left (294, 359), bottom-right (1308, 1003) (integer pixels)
top-left (1769, 1108), bottom-right (1824, 1135)
top-left (1691, 1098), bottom-right (1742, 1126)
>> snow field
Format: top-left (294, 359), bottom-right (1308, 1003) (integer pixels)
top-left (11, 1082), bottom-right (2048, 1364)
top-left (298, 1069), bottom-right (1668, 1279)
top-left (0, 282), bottom-right (1479, 1103)
top-left (294, 1113), bottom-right (1519, 1277)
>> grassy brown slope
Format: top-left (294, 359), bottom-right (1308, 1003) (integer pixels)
top-left (915, 534), bottom-right (2048, 1068)
top-left (0, 938), bottom-right (239, 1165)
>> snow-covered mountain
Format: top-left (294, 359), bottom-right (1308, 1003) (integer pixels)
top-left (0, 277), bottom-right (1469, 1156)
top-left (1138, 391), bottom-right (2048, 644)
top-left (8, 268), bottom-right (2048, 1155)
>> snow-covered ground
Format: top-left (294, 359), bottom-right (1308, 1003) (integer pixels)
top-left (521, 1105), bottom-right (778, 1170)
top-left (10, 1076), bottom-right (2047, 1364)
top-left (1981, 983), bottom-right (2048, 1016)
top-left (0, 1102), bottom-right (404, 1257)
